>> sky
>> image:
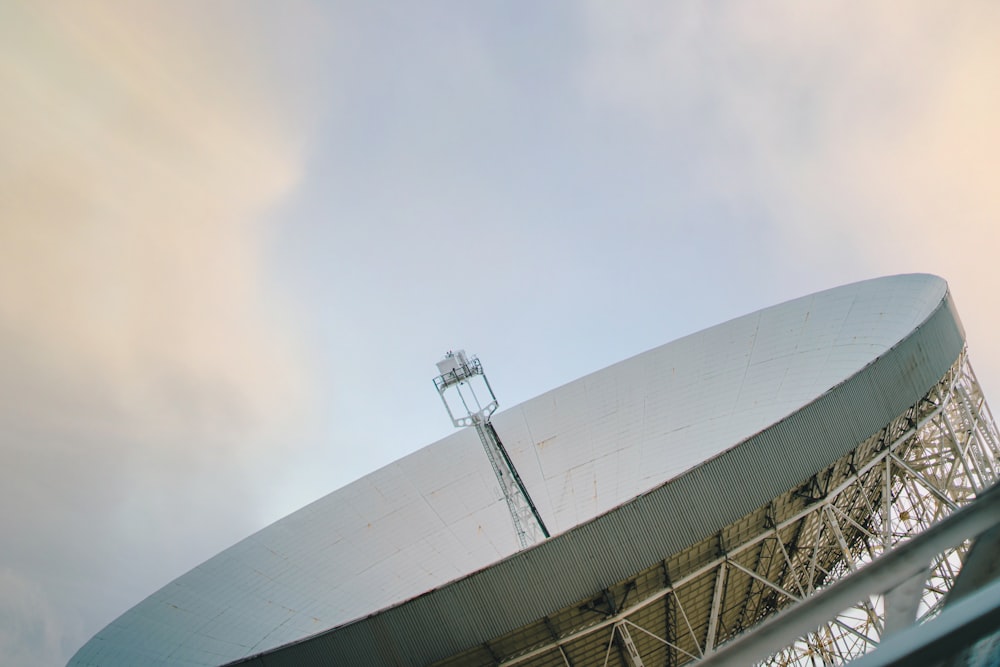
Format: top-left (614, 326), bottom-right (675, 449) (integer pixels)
top-left (2, 2), bottom-right (1000, 665)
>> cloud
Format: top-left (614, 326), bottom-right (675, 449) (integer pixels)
top-left (0, 1), bottom-right (311, 429)
top-left (578, 1), bottom-right (1000, 395)
top-left (0, 569), bottom-right (64, 667)
top-left (0, 1), bottom-right (329, 663)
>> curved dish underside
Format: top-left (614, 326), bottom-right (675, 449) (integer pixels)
top-left (70, 275), bottom-right (970, 666)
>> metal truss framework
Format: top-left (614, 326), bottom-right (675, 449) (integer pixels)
top-left (433, 350), bottom-right (1000, 667)
top-left (435, 351), bottom-right (550, 549)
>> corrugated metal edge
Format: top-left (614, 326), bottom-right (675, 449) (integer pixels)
top-left (231, 288), bottom-right (966, 666)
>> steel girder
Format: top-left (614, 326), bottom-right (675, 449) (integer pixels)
top-left (432, 351), bottom-right (1000, 667)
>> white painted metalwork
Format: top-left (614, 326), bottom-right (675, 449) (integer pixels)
top-left (434, 350), bottom-right (499, 427)
top-left (68, 275), bottom-right (981, 667)
top-left (492, 351), bottom-right (1000, 667)
top-left (434, 351), bottom-right (549, 549)
top-left (700, 483), bottom-right (1000, 667)
top-left (621, 623), bottom-right (647, 667)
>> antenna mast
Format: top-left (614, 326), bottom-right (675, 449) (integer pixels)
top-left (434, 350), bottom-right (550, 549)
